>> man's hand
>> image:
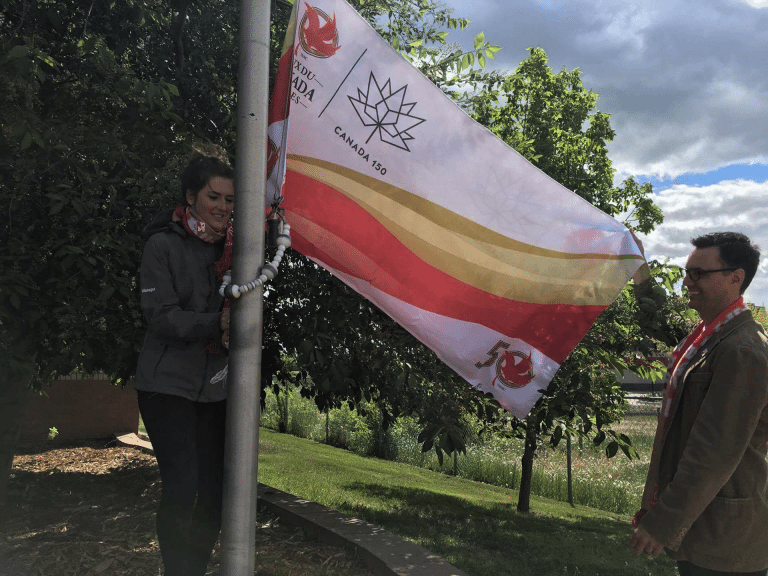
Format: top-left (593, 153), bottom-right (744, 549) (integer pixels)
top-left (630, 230), bottom-right (652, 284)
top-left (628, 524), bottom-right (665, 558)
top-left (633, 262), bottom-right (652, 284)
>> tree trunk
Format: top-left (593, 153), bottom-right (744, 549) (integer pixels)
top-left (283, 393), bottom-right (289, 433)
top-left (375, 408), bottom-right (385, 459)
top-left (517, 425), bottom-right (537, 513)
top-left (0, 377), bottom-right (30, 506)
top-left (276, 389), bottom-right (289, 433)
top-left (566, 433), bottom-right (574, 507)
top-left (170, 0), bottom-right (191, 81)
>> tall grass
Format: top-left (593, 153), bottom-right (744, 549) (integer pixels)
top-left (260, 389), bottom-right (658, 515)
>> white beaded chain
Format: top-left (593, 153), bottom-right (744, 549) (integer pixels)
top-left (219, 223), bottom-right (292, 299)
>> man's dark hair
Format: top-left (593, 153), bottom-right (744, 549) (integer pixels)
top-left (691, 232), bottom-right (761, 294)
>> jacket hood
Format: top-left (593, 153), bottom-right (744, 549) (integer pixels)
top-left (143, 207), bottom-right (183, 240)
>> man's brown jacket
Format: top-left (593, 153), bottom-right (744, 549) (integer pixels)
top-left (640, 310), bottom-right (768, 572)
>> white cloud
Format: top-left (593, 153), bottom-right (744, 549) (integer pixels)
top-left (441, 0), bottom-right (768, 179)
top-left (637, 179), bottom-right (768, 305)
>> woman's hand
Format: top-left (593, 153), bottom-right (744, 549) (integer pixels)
top-left (220, 309), bottom-right (230, 348)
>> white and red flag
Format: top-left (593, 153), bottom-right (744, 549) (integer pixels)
top-left (267, 0), bottom-right (645, 419)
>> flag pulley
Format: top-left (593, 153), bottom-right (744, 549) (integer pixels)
top-left (220, 205), bottom-right (291, 299)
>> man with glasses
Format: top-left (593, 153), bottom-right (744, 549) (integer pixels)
top-left (629, 231), bottom-right (768, 576)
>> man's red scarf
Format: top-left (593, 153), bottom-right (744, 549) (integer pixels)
top-left (174, 205), bottom-right (232, 356)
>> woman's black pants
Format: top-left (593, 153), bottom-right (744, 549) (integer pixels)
top-left (137, 391), bottom-right (227, 576)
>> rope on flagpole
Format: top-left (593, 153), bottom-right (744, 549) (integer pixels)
top-left (219, 204), bottom-right (291, 299)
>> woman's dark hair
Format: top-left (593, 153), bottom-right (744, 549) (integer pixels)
top-left (180, 148), bottom-right (234, 205)
top-left (691, 231), bottom-right (761, 294)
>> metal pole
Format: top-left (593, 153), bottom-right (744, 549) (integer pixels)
top-left (219, 0), bottom-right (271, 573)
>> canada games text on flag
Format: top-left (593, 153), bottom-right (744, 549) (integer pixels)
top-left (267, 0), bottom-right (646, 419)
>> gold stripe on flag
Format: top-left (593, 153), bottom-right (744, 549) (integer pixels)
top-left (288, 155), bottom-right (640, 306)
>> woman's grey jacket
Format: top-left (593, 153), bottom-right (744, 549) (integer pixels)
top-left (134, 208), bottom-right (228, 402)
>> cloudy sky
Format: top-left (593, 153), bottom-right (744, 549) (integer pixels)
top-left (439, 0), bottom-right (768, 306)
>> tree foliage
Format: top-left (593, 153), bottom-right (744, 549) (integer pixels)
top-left (471, 47), bottom-right (662, 232)
top-left (464, 47), bottom-right (683, 511)
top-left (353, 0), bottom-right (501, 99)
top-left (0, 0), bottom-right (251, 504)
top-left (2, 0), bottom-right (180, 386)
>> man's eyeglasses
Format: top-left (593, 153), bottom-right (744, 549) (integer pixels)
top-left (683, 267), bottom-right (737, 281)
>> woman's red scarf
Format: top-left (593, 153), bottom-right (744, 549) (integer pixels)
top-left (174, 205), bottom-right (232, 356)
top-left (632, 296), bottom-right (747, 528)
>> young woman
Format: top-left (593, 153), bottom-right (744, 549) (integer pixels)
top-left (134, 150), bottom-right (234, 576)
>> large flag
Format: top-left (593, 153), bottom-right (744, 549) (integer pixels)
top-left (267, 0), bottom-right (645, 419)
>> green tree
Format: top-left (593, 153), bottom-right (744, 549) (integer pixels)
top-left (354, 0), bottom-right (501, 99)
top-left (471, 48), bottom-right (661, 233)
top-left (466, 48), bottom-right (681, 512)
top-left (0, 0), bottom-right (252, 504)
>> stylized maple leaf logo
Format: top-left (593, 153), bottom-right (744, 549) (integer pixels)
top-left (348, 72), bottom-right (426, 152)
top-left (299, 5), bottom-right (341, 58)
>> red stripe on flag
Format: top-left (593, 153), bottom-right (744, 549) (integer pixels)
top-left (268, 50), bottom-right (293, 125)
top-left (283, 170), bottom-right (605, 362)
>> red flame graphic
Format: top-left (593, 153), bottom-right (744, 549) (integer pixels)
top-left (493, 350), bottom-right (535, 388)
top-left (301, 5), bottom-right (340, 57)
top-left (266, 138), bottom-right (280, 178)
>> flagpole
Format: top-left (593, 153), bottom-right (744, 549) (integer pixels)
top-left (219, 0), bottom-right (271, 573)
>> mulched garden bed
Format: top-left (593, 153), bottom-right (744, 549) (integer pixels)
top-left (1, 440), bottom-right (373, 576)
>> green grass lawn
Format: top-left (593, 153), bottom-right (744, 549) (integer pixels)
top-left (257, 428), bottom-right (677, 576)
top-left (260, 387), bottom-right (661, 516)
